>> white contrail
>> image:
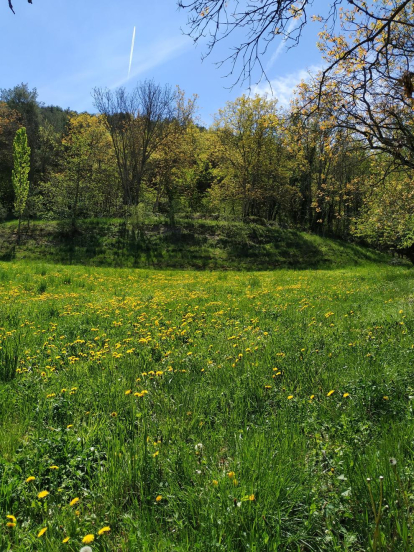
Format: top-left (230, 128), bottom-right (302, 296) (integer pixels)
top-left (266, 18), bottom-right (297, 71)
top-left (128, 26), bottom-right (136, 79)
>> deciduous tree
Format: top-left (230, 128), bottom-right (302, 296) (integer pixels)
top-left (93, 80), bottom-right (178, 207)
top-left (12, 127), bottom-right (30, 241)
top-left (210, 94), bottom-right (291, 220)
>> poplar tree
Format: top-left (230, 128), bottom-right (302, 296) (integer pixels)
top-left (12, 127), bottom-right (30, 242)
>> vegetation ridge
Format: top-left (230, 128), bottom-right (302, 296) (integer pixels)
top-left (0, 218), bottom-right (393, 270)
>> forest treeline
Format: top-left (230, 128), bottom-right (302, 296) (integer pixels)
top-left (0, 80), bottom-right (412, 259)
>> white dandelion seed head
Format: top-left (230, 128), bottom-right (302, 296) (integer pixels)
top-left (80, 547), bottom-right (93, 552)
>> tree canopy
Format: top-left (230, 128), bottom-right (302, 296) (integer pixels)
top-left (179, 0), bottom-right (414, 93)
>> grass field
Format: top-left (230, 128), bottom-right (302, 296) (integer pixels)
top-left (1, 260), bottom-right (414, 551)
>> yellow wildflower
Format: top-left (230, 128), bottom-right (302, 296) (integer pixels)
top-left (6, 515), bottom-right (16, 522)
top-left (26, 476), bottom-right (35, 483)
top-left (69, 497), bottom-right (79, 507)
top-left (37, 527), bottom-right (47, 537)
top-left (156, 495), bottom-right (163, 502)
top-left (82, 534), bottom-right (95, 544)
top-left (98, 526), bottom-right (111, 535)
top-left (38, 490), bottom-right (49, 499)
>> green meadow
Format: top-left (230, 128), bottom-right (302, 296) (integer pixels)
top-left (1, 260), bottom-right (414, 551)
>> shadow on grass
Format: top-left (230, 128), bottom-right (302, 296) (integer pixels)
top-left (0, 219), bottom-right (393, 271)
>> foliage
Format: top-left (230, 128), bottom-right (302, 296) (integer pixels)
top-left (12, 127), bottom-right (30, 230)
top-left (179, 0), bottom-right (413, 90)
top-left (93, 80), bottom-right (180, 207)
top-left (41, 113), bottom-right (120, 224)
top-left (353, 161), bottom-right (414, 258)
top-left (0, 77), bottom-right (413, 258)
top-left (0, 102), bottom-right (21, 213)
top-left (147, 87), bottom-right (199, 223)
top-left (210, 95), bottom-right (293, 220)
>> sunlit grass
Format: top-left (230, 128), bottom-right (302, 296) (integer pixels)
top-left (1, 261), bottom-right (414, 550)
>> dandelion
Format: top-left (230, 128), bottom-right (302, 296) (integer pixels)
top-left (156, 495), bottom-right (163, 502)
top-left (111, 412), bottom-right (117, 417)
top-left (62, 536), bottom-right (70, 543)
top-left (82, 534), bottom-right (95, 544)
top-left (287, 395), bottom-right (293, 400)
top-left (7, 522), bottom-right (16, 527)
top-left (67, 424), bottom-right (73, 429)
top-left (6, 515), bottom-right (16, 523)
top-left (343, 393), bottom-right (350, 398)
top-left (69, 497), bottom-right (79, 506)
top-left (98, 526), bottom-right (111, 535)
top-left (80, 548), bottom-right (93, 552)
top-left (383, 396), bottom-right (389, 400)
top-left (310, 395), bottom-right (315, 400)
top-left (125, 389), bottom-right (131, 395)
top-left (153, 451), bottom-right (159, 457)
top-left (49, 465), bottom-right (59, 470)
top-left (227, 471), bottom-right (236, 479)
top-left (37, 527), bottom-right (47, 537)
top-left (249, 494), bottom-right (255, 501)
top-left (38, 490), bottom-right (49, 499)
top-left (389, 457), bottom-right (397, 466)
top-left (212, 480), bottom-right (218, 486)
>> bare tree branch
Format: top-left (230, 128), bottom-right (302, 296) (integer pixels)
top-left (8, 0), bottom-right (32, 14)
top-left (179, 0), bottom-right (414, 92)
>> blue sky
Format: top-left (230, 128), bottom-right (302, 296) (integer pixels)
top-left (1, 0), bottom-right (325, 125)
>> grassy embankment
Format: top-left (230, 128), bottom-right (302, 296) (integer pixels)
top-left (1, 258), bottom-right (414, 550)
top-left (0, 218), bottom-right (392, 270)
